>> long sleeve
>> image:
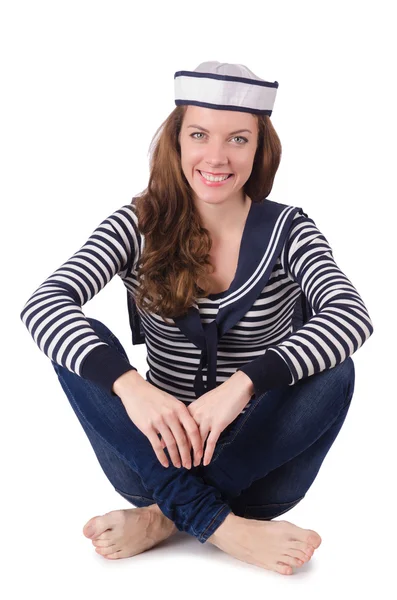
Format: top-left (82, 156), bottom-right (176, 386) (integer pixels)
top-left (237, 212), bottom-right (374, 398)
top-left (20, 203), bottom-right (141, 396)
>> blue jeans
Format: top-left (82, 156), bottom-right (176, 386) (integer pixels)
top-left (51, 318), bottom-right (355, 544)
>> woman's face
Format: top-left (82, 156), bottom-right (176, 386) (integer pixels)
top-left (178, 105), bottom-right (258, 206)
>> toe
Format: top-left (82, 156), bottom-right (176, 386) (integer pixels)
top-left (90, 530), bottom-right (115, 543)
top-left (306, 531), bottom-right (322, 548)
top-left (103, 550), bottom-right (122, 560)
top-left (280, 554), bottom-right (304, 568)
top-left (83, 515), bottom-right (111, 540)
top-left (95, 544), bottom-right (117, 556)
top-left (289, 540), bottom-right (314, 559)
top-left (285, 522), bottom-right (322, 550)
top-left (275, 562), bottom-right (293, 576)
top-left (284, 547), bottom-right (311, 563)
top-left (92, 539), bottom-right (115, 548)
top-left (83, 516), bottom-right (101, 538)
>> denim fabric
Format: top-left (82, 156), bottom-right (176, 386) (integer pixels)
top-left (51, 318), bottom-right (355, 543)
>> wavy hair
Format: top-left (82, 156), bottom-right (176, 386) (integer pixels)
top-left (132, 105), bottom-right (282, 321)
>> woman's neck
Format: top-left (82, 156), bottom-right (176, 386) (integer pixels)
top-left (196, 194), bottom-right (252, 242)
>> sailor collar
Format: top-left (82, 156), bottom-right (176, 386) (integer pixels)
top-left (170, 198), bottom-right (306, 397)
top-left (127, 198), bottom-right (308, 397)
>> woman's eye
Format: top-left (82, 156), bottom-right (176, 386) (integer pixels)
top-left (190, 132), bottom-right (247, 144)
top-left (191, 132), bottom-right (205, 140)
top-left (190, 131), bottom-right (248, 146)
top-left (233, 136), bottom-right (248, 144)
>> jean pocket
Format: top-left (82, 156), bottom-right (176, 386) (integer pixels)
top-left (242, 495), bottom-right (305, 521)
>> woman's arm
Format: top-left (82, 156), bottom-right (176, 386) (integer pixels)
top-left (237, 213), bottom-right (374, 397)
top-left (20, 203), bottom-right (141, 396)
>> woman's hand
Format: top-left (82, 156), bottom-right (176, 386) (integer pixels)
top-left (186, 371), bottom-right (254, 466)
top-left (113, 370), bottom-right (203, 469)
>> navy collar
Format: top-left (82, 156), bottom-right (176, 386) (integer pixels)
top-left (173, 198), bottom-right (303, 397)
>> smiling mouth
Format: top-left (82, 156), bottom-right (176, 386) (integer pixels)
top-left (197, 170), bottom-right (234, 179)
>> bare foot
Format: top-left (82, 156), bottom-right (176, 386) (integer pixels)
top-left (208, 513), bottom-right (322, 575)
top-left (82, 504), bottom-right (178, 560)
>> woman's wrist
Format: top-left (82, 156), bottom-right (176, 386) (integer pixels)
top-left (231, 370), bottom-right (255, 396)
top-left (112, 369), bottom-right (145, 396)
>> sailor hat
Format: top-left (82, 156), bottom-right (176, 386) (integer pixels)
top-left (174, 61), bottom-right (278, 116)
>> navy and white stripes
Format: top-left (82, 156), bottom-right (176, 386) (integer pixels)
top-left (278, 215), bottom-right (372, 383)
top-left (20, 202), bottom-right (374, 405)
top-left (237, 214), bottom-right (374, 394)
top-left (20, 205), bottom-right (141, 383)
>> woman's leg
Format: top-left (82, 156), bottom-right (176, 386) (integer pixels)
top-left (200, 356), bottom-right (356, 509)
top-left (50, 318), bottom-right (232, 544)
top-left (54, 366), bottom-right (156, 508)
top-left (227, 389), bottom-right (353, 519)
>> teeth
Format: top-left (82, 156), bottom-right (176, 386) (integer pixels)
top-left (200, 171), bottom-right (230, 182)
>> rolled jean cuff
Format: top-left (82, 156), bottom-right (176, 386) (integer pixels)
top-left (198, 504), bottom-right (233, 544)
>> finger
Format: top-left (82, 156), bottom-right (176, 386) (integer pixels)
top-left (186, 437), bottom-right (195, 464)
top-left (145, 428), bottom-right (170, 468)
top-left (203, 429), bottom-right (220, 466)
top-left (199, 425), bottom-right (211, 466)
top-left (200, 424), bottom-right (211, 449)
top-left (158, 434), bottom-right (167, 450)
top-left (166, 416), bottom-right (192, 468)
top-left (157, 423), bottom-right (183, 468)
top-left (180, 414), bottom-right (204, 466)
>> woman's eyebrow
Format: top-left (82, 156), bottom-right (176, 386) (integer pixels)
top-left (187, 124), bottom-right (252, 135)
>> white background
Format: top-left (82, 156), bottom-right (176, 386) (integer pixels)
top-left (1, 0), bottom-right (395, 597)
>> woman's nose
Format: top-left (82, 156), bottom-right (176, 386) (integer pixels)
top-left (204, 146), bottom-right (229, 166)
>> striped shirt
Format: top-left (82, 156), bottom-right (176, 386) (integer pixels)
top-left (20, 201), bottom-right (374, 412)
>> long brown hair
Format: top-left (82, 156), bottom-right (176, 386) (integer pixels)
top-left (132, 105), bottom-right (282, 321)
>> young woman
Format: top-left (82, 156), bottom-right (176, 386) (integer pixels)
top-left (20, 61), bottom-right (374, 575)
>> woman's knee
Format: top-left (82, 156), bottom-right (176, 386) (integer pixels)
top-left (85, 317), bottom-right (113, 341)
top-left (332, 357), bottom-right (355, 405)
top-left (314, 356), bottom-right (354, 393)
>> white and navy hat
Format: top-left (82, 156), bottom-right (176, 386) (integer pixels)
top-left (174, 61), bottom-right (279, 116)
